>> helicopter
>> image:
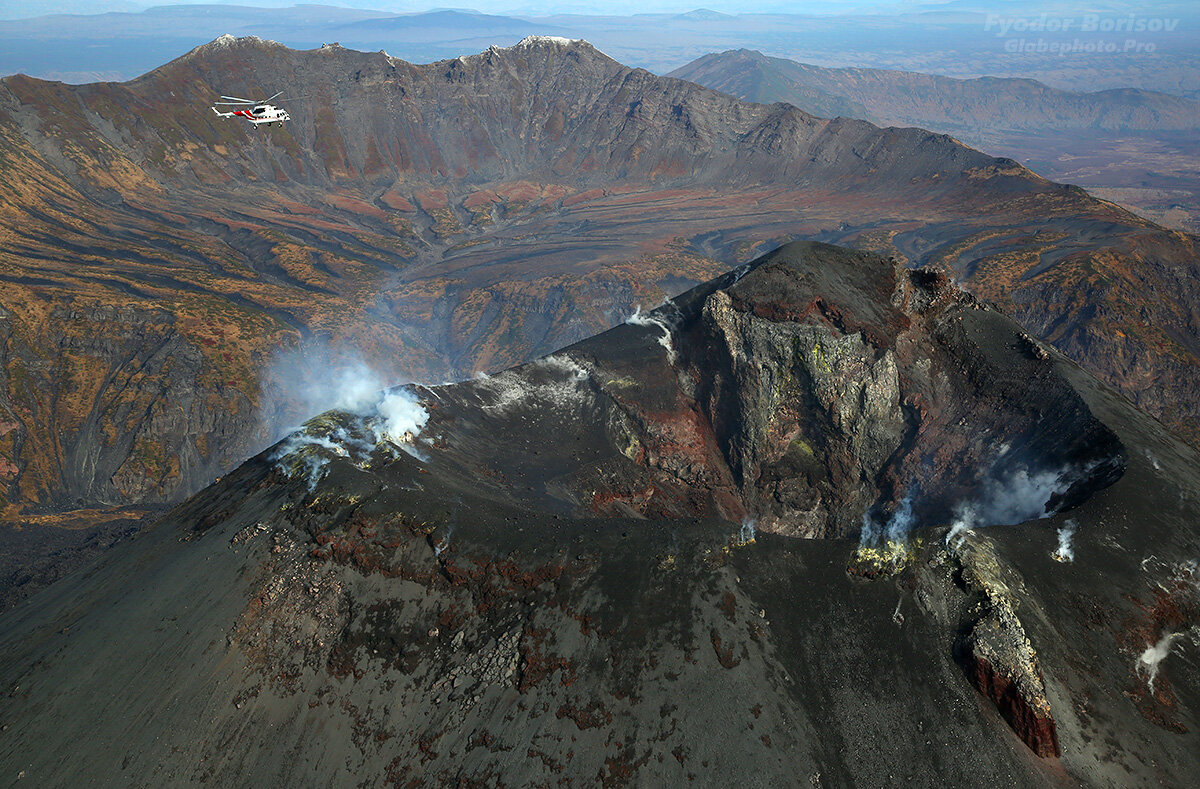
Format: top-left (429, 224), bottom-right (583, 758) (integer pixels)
top-left (211, 92), bottom-right (291, 126)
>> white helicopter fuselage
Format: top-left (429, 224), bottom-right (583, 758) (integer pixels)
top-left (211, 104), bottom-right (291, 125)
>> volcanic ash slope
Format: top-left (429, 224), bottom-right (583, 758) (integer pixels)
top-left (1, 241), bottom-right (1197, 786)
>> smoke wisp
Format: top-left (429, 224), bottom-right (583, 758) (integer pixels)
top-left (433, 524), bottom-right (454, 558)
top-left (860, 491), bottom-right (917, 546)
top-left (259, 340), bottom-right (420, 441)
top-left (739, 517), bottom-right (757, 544)
top-left (626, 305), bottom-right (677, 365)
top-left (1134, 559), bottom-right (1200, 691)
top-left (261, 342), bottom-right (429, 489)
top-left (1138, 632), bottom-right (1181, 691)
top-left (1052, 520), bottom-right (1077, 563)
top-left (271, 386), bottom-right (430, 489)
top-left (945, 464), bottom-right (1085, 547)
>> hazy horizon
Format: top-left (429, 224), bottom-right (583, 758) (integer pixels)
top-left (6, 0), bottom-right (1195, 21)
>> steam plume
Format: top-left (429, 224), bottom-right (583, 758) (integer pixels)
top-left (261, 341), bottom-right (429, 489)
top-left (945, 464), bottom-right (1082, 548)
top-left (739, 517), bottom-right (757, 544)
top-left (885, 493), bottom-right (917, 542)
top-left (1052, 520), bottom-right (1077, 563)
top-left (433, 524), bottom-right (454, 558)
top-left (860, 491), bottom-right (917, 546)
top-left (1138, 632), bottom-right (1181, 691)
top-left (626, 305), bottom-right (677, 365)
top-left (259, 340), bottom-right (415, 441)
top-left (271, 386), bottom-right (429, 489)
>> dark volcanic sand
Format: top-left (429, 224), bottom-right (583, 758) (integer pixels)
top-left (0, 243), bottom-right (1196, 786)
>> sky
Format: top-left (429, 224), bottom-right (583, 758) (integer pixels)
top-left (9, 2), bottom-right (907, 13)
top-left (0, 1), bottom-right (1123, 19)
top-left (3, 0), bottom-right (1181, 21)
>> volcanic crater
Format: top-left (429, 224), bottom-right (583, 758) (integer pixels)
top-left (0, 34), bottom-right (1197, 522)
top-left (5, 241), bottom-right (1194, 787)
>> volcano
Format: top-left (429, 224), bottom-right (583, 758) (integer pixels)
top-left (0, 35), bottom-right (1198, 519)
top-left (1, 241), bottom-right (1196, 785)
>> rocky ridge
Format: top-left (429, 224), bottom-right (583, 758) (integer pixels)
top-left (0, 35), bottom-right (1196, 522)
top-left (670, 49), bottom-right (1200, 134)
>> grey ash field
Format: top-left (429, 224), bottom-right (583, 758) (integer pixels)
top-left (1, 242), bottom-right (1197, 786)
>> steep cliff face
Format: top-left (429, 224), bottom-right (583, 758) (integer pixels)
top-left (0, 302), bottom-right (258, 510)
top-left (0, 35), bottom-right (1196, 517)
top-left (696, 287), bottom-right (906, 535)
top-left (367, 242), bottom-right (1122, 542)
top-left (588, 243), bottom-right (1120, 538)
top-left (2, 240), bottom-right (1197, 787)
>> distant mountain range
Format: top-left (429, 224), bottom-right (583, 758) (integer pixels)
top-left (669, 49), bottom-right (1200, 135)
top-left (3, 4), bottom-right (1199, 97)
top-left (669, 49), bottom-right (1200, 234)
top-left (1, 36), bottom-right (1198, 525)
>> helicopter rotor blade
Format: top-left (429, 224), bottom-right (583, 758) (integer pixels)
top-left (219, 95), bottom-right (255, 103)
top-left (264, 91), bottom-right (283, 103)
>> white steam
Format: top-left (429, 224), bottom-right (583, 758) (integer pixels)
top-left (739, 517), bottom-right (757, 544)
top-left (1138, 632), bottom-right (1181, 691)
top-left (625, 305), bottom-right (677, 365)
top-left (944, 503), bottom-right (978, 549)
top-left (259, 341), bottom-right (421, 441)
top-left (376, 388), bottom-right (430, 443)
top-left (1134, 559), bottom-right (1200, 692)
top-left (433, 524), bottom-right (454, 558)
top-left (945, 465), bottom-right (1078, 548)
top-left (967, 466), bottom-right (1066, 525)
top-left (885, 494), bottom-right (917, 543)
top-left (261, 344), bottom-right (430, 489)
top-left (271, 386), bottom-right (430, 489)
top-left (274, 430), bottom-right (352, 489)
top-left (860, 491), bottom-right (917, 546)
top-left (1052, 520), bottom-right (1077, 563)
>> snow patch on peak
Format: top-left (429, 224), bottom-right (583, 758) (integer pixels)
top-left (196, 34), bottom-right (280, 54)
top-left (515, 35), bottom-right (582, 48)
top-left (209, 34), bottom-right (272, 47)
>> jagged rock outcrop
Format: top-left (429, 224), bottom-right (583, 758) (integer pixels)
top-left (696, 287), bottom-right (906, 535)
top-left (374, 241), bottom-right (1124, 544)
top-left (950, 533), bottom-right (1061, 757)
top-left (583, 243), bottom-right (1123, 537)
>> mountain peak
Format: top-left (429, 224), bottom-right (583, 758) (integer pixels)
top-left (676, 8), bottom-right (733, 20)
top-left (206, 34), bottom-right (276, 49)
top-left (511, 35), bottom-right (588, 50)
top-left (4, 237), bottom-right (1181, 786)
top-left (188, 34), bottom-right (283, 57)
top-left (471, 36), bottom-right (612, 69)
